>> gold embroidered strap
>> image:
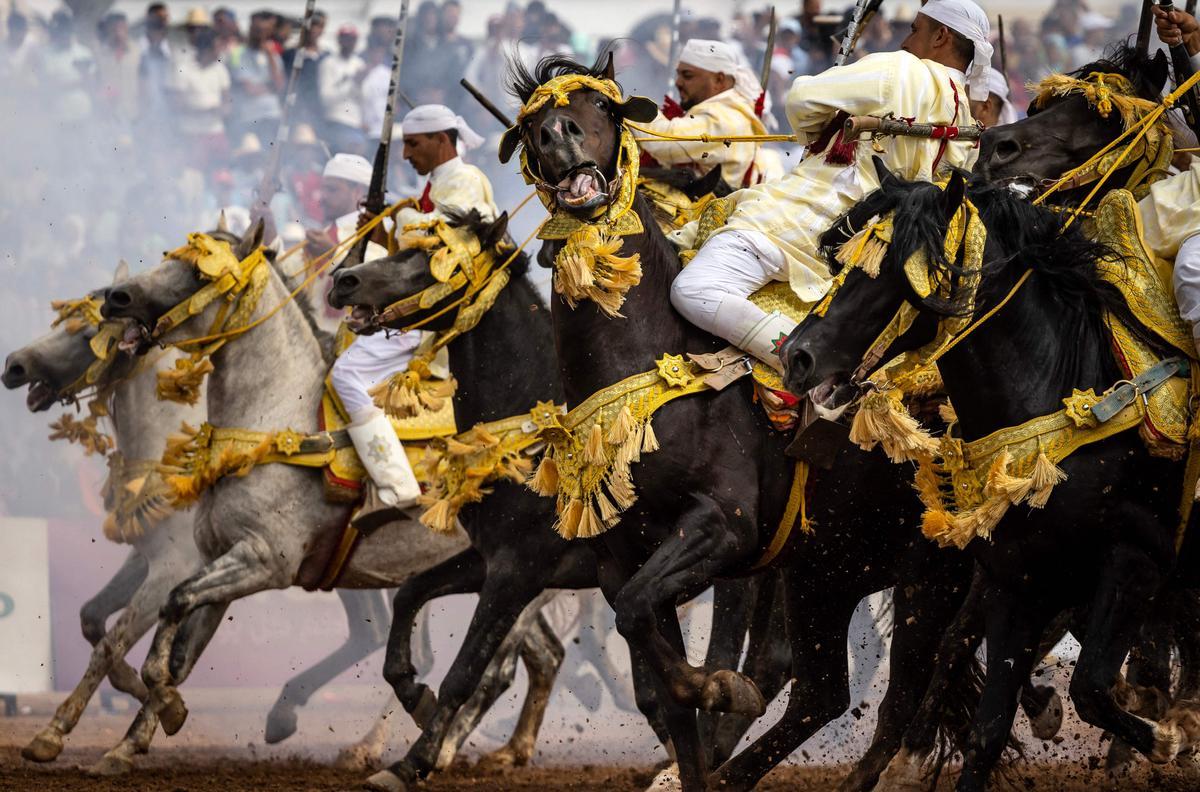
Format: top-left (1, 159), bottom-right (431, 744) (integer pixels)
top-left (101, 452), bottom-right (175, 543)
top-left (51, 295), bottom-right (104, 334)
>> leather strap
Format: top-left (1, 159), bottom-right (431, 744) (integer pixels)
top-left (1092, 356), bottom-right (1188, 423)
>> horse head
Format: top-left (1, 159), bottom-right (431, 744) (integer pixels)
top-left (976, 46), bottom-right (1170, 197)
top-left (103, 222), bottom-right (267, 353)
top-left (4, 263), bottom-right (139, 411)
top-left (499, 51), bottom-right (657, 217)
top-left (328, 210), bottom-right (522, 334)
top-left (784, 162), bottom-right (965, 406)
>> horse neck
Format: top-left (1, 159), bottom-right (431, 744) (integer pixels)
top-left (939, 268), bottom-right (1117, 439)
top-left (205, 269), bottom-right (327, 432)
top-left (549, 193), bottom-right (717, 405)
top-left (445, 273), bottom-right (563, 427)
top-left (111, 350), bottom-right (205, 461)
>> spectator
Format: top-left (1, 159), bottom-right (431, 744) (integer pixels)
top-left (138, 3), bottom-right (171, 107)
top-left (440, 1), bottom-right (474, 104)
top-left (213, 7), bottom-right (242, 55)
top-left (318, 24), bottom-right (367, 154)
top-left (1, 11), bottom-right (37, 81)
top-left (36, 9), bottom-right (95, 123)
top-left (167, 27), bottom-right (231, 175)
top-left (95, 12), bottom-right (140, 125)
top-left (365, 15), bottom-right (398, 62)
top-left (404, 0), bottom-right (452, 104)
top-left (229, 11), bottom-right (284, 141)
top-left (271, 13), bottom-right (295, 55)
top-left (281, 10), bottom-right (327, 128)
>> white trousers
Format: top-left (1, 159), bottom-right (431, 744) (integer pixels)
top-left (1173, 234), bottom-right (1200, 348)
top-left (330, 330), bottom-right (423, 421)
top-left (670, 228), bottom-right (789, 342)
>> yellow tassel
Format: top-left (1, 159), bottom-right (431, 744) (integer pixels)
top-left (419, 499), bottom-right (456, 533)
top-left (556, 498), bottom-right (584, 539)
top-left (849, 389), bottom-right (939, 463)
top-left (585, 423), bottom-right (607, 465)
top-left (607, 468), bottom-right (637, 510)
top-left (920, 509), bottom-right (955, 543)
top-left (528, 452), bottom-right (559, 496)
top-left (986, 451), bottom-right (1033, 505)
top-left (575, 501), bottom-right (603, 538)
top-left (1027, 451), bottom-right (1068, 508)
top-left (471, 426), bottom-right (501, 447)
top-left (445, 437), bottom-right (478, 456)
top-left (937, 402), bottom-right (958, 425)
top-left (595, 489), bottom-right (619, 525)
top-left (606, 405), bottom-right (634, 446)
top-left (156, 358), bottom-right (214, 405)
top-left (641, 420), bottom-right (660, 453)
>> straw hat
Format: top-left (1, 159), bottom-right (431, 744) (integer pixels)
top-left (233, 133), bottom-right (264, 161)
top-left (184, 7), bottom-right (211, 27)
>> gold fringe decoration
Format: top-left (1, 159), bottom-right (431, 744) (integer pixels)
top-left (49, 399), bottom-right (114, 458)
top-left (51, 296), bottom-right (105, 334)
top-left (849, 389), bottom-right (940, 463)
top-left (158, 422), bottom-right (273, 506)
top-left (552, 225), bottom-right (643, 318)
top-left (937, 402), bottom-right (958, 425)
top-left (835, 216), bottom-right (892, 279)
top-left (584, 423), bottom-right (607, 465)
top-left (529, 451), bottom-right (559, 496)
top-left (1030, 73), bottom-right (1159, 130)
top-left (1028, 451), bottom-right (1069, 507)
top-left (156, 357), bottom-right (215, 405)
top-left (641, 420), bottom-right (659, 453)
top-left (100, 453), bottom-right (176, 543)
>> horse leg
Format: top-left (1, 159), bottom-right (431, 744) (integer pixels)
top-left (875, 566), bottom-right (987, 791)
top-left (368, 569), bottom-right (555, 790)
top-left (698, 577), bottom-right (760, 766)
top-left (1065, 543), bottom-right (1170, 764)
top-left (381, 549), bottom-right (487, 728)
top-left (477, 610), bottom-right (565, 770)
top-left (1106, 606), bottom-right (1173, 776)
top-left (85, 603), bottom-right (228, 777)
top-left (840, 576), bottom-right (965, 792)
top-left (439, 630), bottom-right (524, 770)
top-left (612, 496), bottom-right (762, 716)
top-left (83, 551), bottom-right (151, 701)
top-left (1018, 608), bottom-right (1070, 741)
top-left (709, 579), bottom-right (861, 792)
top-left (712, 572), bottom-right (791, 767)
top-left (265, 588), bottom-right (391, 745)
top-left (140, 537), bottom-right (288, 737)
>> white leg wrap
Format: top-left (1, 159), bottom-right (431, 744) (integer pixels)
top-left (346, 409), bottom-right (420, 508)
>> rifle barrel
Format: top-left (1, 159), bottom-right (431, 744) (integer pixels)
top-left (460, 79), bottom-right (514, 128)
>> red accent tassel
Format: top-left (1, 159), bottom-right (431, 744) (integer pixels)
top-left (824, 131), bottom-right (858, 166)
top-left (754, 89), bottom-right (766, 119)
top-left (661, 95), bottom-right (684, 119)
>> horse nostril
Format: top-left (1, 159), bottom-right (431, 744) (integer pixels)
top-left (564, 118), bottom-right (583, 139)
top-left (540, 126), bottom-right (554, 147)
top-left (790, 347), bottom-right (814, 379)
top-left (107, 289), bottom-right (133, 309)
top-left (337, 273), bottom-right (360, 292)
top-left (991, 137), bottom-right (1022, 166)
top-left (2, 361), bottom-right (26, 387)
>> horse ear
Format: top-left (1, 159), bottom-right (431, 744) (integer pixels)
top-left (942, 171), bottom-right (966, 223)
top-left (481, 211), bottom-right (510, 252)
top-left (619, 95), bottom-right (660, 123)
top-left (113, 259), bottom-right (130, 285)
top-left (871, 155), bottom-right (899, 189)
top-left (235, 218), bottom-right (265, 261)
top-left (601, 50), bottom-right (615, 82)
top-left (1148, 50), bottom-right (1170, 95)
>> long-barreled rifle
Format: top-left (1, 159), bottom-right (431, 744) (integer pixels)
top-left (666, 0), bottom-right (683, 98)
top-left (254, 0), bottom-right (316, 213)
top-left (843, 114), bottom-right (983, 142)
top-left (836, 0), bottom-right (885, 67)
top-left (344, 0), bottom-right (412, 268)
top-left (460, 78), bottom-right (514, 128)
top-left (1158, 0), bottom-right (1200, 137)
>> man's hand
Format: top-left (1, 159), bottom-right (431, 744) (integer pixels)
top-left (356, 207), bottom-right (389, 247)
top-left (305, 227), bottom-right (335, 260)
top-left (1154, 6), bottom-right (1200, 57)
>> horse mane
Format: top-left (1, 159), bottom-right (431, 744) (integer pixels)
top-left (442, 208), bottom-right (532, 279)
top-left (1067, 41), bottom-right (1164, 101)
top-left (506, 48), bottom-right (615, 105)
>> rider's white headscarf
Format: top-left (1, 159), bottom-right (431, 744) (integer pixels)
top-left (918, 0), bottom-right (994, 103)
top-left (679, 38), bottom-right (764, 108)
top-left (985, 67), bottom-right (1019, 126)
top-left (402, 104), bottom-right (485, 151)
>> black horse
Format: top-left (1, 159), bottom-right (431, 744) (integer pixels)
top-left (784, 168), bottom-right (1188, 791)
top-left (500, 51), bottom-right (987, 791)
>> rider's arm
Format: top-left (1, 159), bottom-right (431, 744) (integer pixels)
top-left (783, 51), bottom-right (899, 144)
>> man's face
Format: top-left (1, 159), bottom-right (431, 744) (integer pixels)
top-left (901, 13), bottom-right (942, 60)
top-left (320, 177), bottom-right (363, 221)
top-left (970, 94), bottom-right (1003, 128)
top-left (249, 16), bottom-right (272, 44)
top-left (675, 63), bottom-right (730, 110)
top-left (403, 132), bottom-right (446, 176)
top-left (306, 17), bottom-right (326, 45)
top-left (148, 8), bottom-right (168, 31)
top-left (110, 19), bottom-right (129, 45)
top-left (338, 32), bottom-right (357, 56)
top-left (442, 4), bottom-right (461, 33)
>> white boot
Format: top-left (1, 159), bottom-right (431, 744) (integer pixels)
top-left (716, 302), bottom-right (796, 373)
top-left (346, 409), bottom-right (420, 531)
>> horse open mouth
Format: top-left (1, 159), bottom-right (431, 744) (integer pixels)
top-left (809, 375), bottom-right (859, 414)
top-left (556, 164), bottom-right (608, 211)
top-left (118, 321), bottom-right (153, 354)
top-left (26, 380), bottom-right (57, 412)
top-left (344, 305), bottom-right (381, 335)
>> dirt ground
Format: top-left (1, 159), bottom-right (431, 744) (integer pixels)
top-left (2, 685), bottom-right (1199, 791)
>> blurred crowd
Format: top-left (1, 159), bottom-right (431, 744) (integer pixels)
top-left (0, 0), bottom-right (1152, 514)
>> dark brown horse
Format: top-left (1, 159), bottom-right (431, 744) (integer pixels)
top-left (500, 52), bottom-right (977, 791)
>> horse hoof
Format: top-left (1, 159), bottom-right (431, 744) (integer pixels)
top-left (410, 687), bottom-right (438, 731)
top-left (699, 670), bottom-right (765, 717)
top-left (334, 742), bottom-right (382, 773)
top-left (475, 745), bottom-right (528, 772)
top-left (263, 705), bottom-right (298, 744)
top-left (873, 748), bottom-right (934, 792)
top-left (85, 752), bottom-right (134, 777)
top-left (1150, 720), bottom-right (1183, 764)
top-left (644, 762), bottom-right (681, 792)
top-left (1029, 690), bottom-right (1064, 740)
top-left (22, 729), bottom-right (64, 763)
top-left (364, 769), bottom-right (408, 792)
top-left (157, 688), bottom-right (189, 736)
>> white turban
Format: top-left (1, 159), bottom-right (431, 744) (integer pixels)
top-left (918, 0), bottom-right (994, 103)
top-left (323, 152), bottom-right (372, 186)
top-left (985, 67), bottom-right (1019, 126)
top-left (401, 104), bottom-right (484, 151)
top-left (678, 38), bottom-right (764, 108)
